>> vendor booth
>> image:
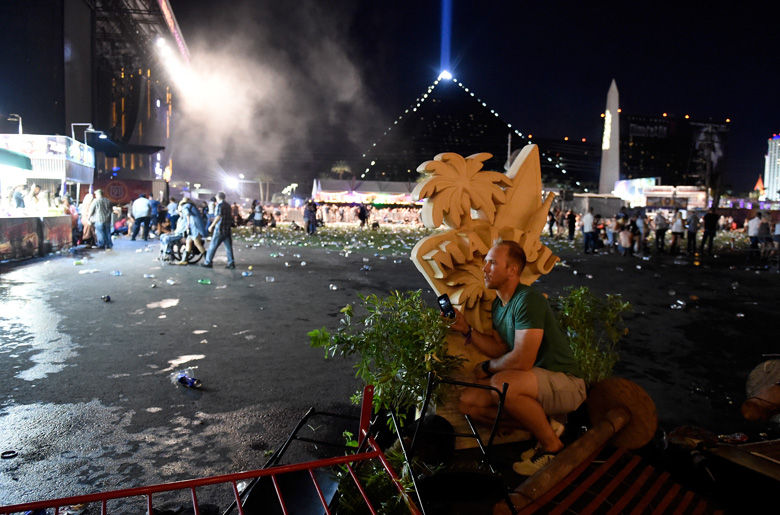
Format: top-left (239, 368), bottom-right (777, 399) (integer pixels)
top-left (0, 134), bottom-right (95, 261)
top-left (311, 179), bottom-right (420, 205)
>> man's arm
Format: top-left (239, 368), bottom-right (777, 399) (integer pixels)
top-left (477, 329), bottom-right (543, 378)
top-left (209, 208), bottom-right (222, 233)
top-left (448, 309), bottom-right (507, 358)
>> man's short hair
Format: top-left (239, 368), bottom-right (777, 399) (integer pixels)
top-left (94, 189), bottom-right (103, 196)
top-left (216, 191), bottom-right (226, 200)
top-left (493, 239), bottom-right (527, 273)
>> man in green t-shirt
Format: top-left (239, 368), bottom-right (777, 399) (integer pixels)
top-left (450, 240), bottom-right (586, 475)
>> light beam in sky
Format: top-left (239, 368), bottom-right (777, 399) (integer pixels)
top-left (440, 0), bottom-right (452, 75)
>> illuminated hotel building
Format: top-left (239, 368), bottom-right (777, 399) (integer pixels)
top-left (765, 134), bottom-right (780, 201)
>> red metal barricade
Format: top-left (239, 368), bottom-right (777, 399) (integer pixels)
top-left (0, 386), bottom-right (420, 515)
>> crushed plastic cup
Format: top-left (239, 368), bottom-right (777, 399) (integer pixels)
top-left (73, 260), bottom-right (84, 265)
top-left (635, 265), bottom-right (642, 270)
top-left (111, 270), bottom-right (122, 276)
top-left (329, 284), bottom-right (338, 290)
top-left (166, 279), bottom-right (176, 285)
top-left (731, 281), bottom-right (739, 290)
top-left (150, 283), bottom-right (158, 288)
top-left (265, 276), bottom-right (275, 282)
top-left (293, 253), bottom-right (301, 258)
top-left (300, 261), bottom-right (307, 266)
top-left (242, 271), bottom-right (253, 277)
top-left (143, 274), bottom-right (155, 279)
top-left (360, 264), bottom-right (372, 271)
top-left (362, 257), bottom-right (370, 263)
top-left (101, 295), bottom-right (111, 303)
top-left (197, 278), bottom-right (212, 285)
top-left (736, 313), bottom-right (745, 318)
top-left (668, 290), bottom-right (676, 296)
top-left (393, 259), bottom-right (403, 264)
top-left (586, 274), bottom-right (593, 279)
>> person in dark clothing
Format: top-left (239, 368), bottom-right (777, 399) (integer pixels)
top-left (201, 191), bottom-right (235, 269)
top-left (566, 210), bottom-right (576, 241)
top-left (700, 209), bottom-right (719, 255)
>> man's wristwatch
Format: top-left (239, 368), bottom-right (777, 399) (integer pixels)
top-left (481, 360), bottom-right (493, 377)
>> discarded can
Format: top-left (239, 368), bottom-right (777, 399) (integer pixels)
top-left (176, 372), bottom-right (202, 389)
top-left (197, 278), bottom-right (212, 285)
top-left (718, 432), bottom-right (748, 444)
top-left (101, 295), bottom-right (111, 303)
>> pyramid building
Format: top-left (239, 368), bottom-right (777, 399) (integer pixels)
top-left (356, 75), bottom-right (600, 191)
top-left (358, 76), bottom-right (523, 182)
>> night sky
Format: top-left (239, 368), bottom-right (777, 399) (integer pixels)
top-left (170, 0), bottom-right (779, 192)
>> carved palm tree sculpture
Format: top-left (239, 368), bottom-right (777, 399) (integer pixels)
top-left (411, 145), bottom-right (559, 355)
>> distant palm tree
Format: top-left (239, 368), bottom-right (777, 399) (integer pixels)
top-left (331, 161), bottom-right (352, 180)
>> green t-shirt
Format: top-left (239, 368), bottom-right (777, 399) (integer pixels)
top-left (492, 284), bottom-right (581, 376)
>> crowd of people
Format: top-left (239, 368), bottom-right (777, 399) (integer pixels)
top-left (547, 206), bottom-right (780, 259)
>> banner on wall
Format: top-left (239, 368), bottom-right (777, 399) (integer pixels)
top-left (88, 179), bottom-right (154, 205)
top-left (42, 215), bottom-right (72, 252)
top-left (0, 217), bottom-right (40, 261)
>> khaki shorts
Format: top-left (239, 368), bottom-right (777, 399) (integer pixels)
top-left (531, 368), bottom-right (587, 415)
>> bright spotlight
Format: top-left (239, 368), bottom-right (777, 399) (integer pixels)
top-left (156, 37), bottom-right (166, 48)
top-left (438, 70), bottom-right (453, 80)
top-left (224, 176), bottom-right (239, 190)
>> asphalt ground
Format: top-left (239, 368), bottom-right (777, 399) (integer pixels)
top-left (1, 227), bottom-right (778, 510)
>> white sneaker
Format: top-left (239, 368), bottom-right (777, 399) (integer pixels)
top-left (513, 449), bottom-right (558, 476)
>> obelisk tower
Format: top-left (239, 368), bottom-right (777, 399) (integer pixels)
top-left (598, 79), bottom-right (620, 194)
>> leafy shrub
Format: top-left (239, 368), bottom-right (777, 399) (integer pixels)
top-left (309, 290), bottom-right (465, 416)
top-left (556, 286), bottom-right (631, 385)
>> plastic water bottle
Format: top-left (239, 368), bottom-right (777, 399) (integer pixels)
top-left (166, 279), bottom-right (176, 285)
top-left (265, 276), bottom-right (275, 282)
top-left (111, 270), bottom-right (122, 276)
top-left (143, 274), bottom-right (155, 279)
top-left (197, 278), bottom-right (212, 285)
top-left (242, 271), bottom-right (253, 277)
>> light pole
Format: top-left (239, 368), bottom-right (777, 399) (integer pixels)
top-left (7, 114), bottom-right (22, 134)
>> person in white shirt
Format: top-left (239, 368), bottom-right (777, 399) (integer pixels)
top-left (131, 194), bottom-right (152, 241)
top-left (581, 207), bottom-right (595, 254)
top-left (746, 212), bottom-right (761, 249)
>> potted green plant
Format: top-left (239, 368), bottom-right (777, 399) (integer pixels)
top-left (309, 289), bottom-right (465, 425)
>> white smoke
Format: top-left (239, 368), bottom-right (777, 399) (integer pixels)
top-left (169, 1), bottom-right (380, 189)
